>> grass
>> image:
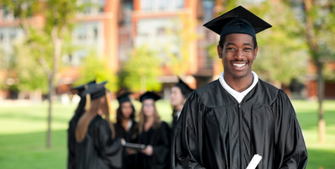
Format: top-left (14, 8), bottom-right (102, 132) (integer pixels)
top-left (0, 100), bottom-right (334, 169)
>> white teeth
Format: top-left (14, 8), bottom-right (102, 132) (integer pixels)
top-left (233, 63), bottom-right (246, 67)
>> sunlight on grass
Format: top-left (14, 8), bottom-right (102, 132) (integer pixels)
top-left (0, 99), bottom-right (334, 169)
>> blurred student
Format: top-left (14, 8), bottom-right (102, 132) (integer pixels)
top-left (170, 78), bottom-right (193, 137)
top-left (75, 82), bottom-right (124, 169)
top-left (114, 92), bottom-right (138, 169)
top-left (67, 80), bottom-right (95, 169)
top-left (136, 92), bottom-right (171, 169)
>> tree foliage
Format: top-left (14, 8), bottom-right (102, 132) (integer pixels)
top-left (165, 15), bottom-right (198, 76)
top-left (1, 0), bottom-right (89, 147)
top-left (119, 45), bottom-right (162, 92)
top-left (12, 40), bottom-right (48, 93)
top-left (249, 1), bottom-right (308, 86)
top-left (75, 53), bottom-right (118, 92)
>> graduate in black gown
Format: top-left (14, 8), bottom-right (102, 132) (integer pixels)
top-left (75, 82), bottom-right (124, 169)
top-left (172, 6), bottom-right (308, 169)
top-left (67, 80), bottom-right (95, 169)
top-left (170, 77), bottom-right (193, 138)
top-left (114, 92), bottom-right (138, 169)
top-left (136, 92), bottom-right (171, 169)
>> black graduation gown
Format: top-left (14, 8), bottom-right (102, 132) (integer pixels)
top-left (75, 115), bottom-right (123, 169)
top-left (171, 111), bottom-right (179, 141)
top-left (137, 121), bottom-right (171, 169)
top-left (114, 121), bottom-right (139, 169)
top-left (172, 79), bottom-right (308, 169)
top-left (67, 98), bottom-right (86, 169)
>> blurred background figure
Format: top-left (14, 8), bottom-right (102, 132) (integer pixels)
top-left (67, 80), bottom-right (96, 169)
top-left (170, 77), bottom-right (194, 137)
top-left (75, 82), bottom-right (123, 169)
top-left (114, 91), bottom-right (138, 169)
top-left (136, 92), bottom-right (171, 169)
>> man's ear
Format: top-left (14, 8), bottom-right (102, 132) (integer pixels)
top-left (253, 46), bottom-right (258, 60)
top-left (217, 45), bottom-right (223, 59)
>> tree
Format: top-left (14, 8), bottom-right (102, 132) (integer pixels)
top-left (119, 45), bottom-right (162, 92)
top-left (75, 53), bottom-right (118, 93)
top-left (12, 40), bottom-right (48, 94)
top-left (248, 1), bottom-right (308, 88)
top-left (301, 0), bottom-right (335, 143)
top-left (1, 0), bottom-right (85, 147)
top-left (164, 14), bottom-right (198, 76)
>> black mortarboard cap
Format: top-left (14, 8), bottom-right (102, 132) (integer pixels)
top-left (139, 91), bottom-right (161, 103)
top-left (117, 92), bottom-right (132, 105)
top-left (72, 80), bottom-right (96, 96)
top-left (174, 77), bottom-right (194, 98)
top-left (82, 81), bottom-right (108, 100)
top-left (203, 6), bottom-right (271, 39)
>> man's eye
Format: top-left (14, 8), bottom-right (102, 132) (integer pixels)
top-left (244, 48), bottom-right (252, 51)
top-left (227, 47), bottom-right (235, 51)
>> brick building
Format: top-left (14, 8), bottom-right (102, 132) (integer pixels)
top-left (1, 0), bottom-right (334, 99)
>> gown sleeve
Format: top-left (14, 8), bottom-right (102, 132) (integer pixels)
top-left (152, 121), bottom-right (171, 168)
top-left (273, 90), bottom-right (308, 169)
top-left (94, 120), bottom-right (123, 169)
top-left (172, 92), bottom-right (207, 169)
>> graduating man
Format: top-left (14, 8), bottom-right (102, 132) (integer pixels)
top-left (172, 6), bottom-right (308, 169)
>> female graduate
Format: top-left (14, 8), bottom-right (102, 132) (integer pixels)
top-left (67, 80), bottom-right (95, 169)
top-left (136, 91), bottom-right (171, 169)
top-left (170, 78), bottom-right (193, 137)
top-left (75, 82), bottom-right (124, 169)
top-left (114, 92), bottom-right (138, 169)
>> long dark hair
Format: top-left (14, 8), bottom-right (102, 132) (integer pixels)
top-left (116, 103), bottom-right (136, 125)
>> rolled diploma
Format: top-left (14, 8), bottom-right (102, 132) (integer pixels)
top-left (246, 154), bottom-right (262, 169)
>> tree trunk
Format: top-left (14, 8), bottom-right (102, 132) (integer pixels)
top-left (317, 60), bottom-right (325, 143)
top-left (46, 27), bottom-right (63, 148)
top-left (46, 77), bottom-right (53, 148)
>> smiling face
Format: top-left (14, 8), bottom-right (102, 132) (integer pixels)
top-left (217, 33), bottom-right (258, 80)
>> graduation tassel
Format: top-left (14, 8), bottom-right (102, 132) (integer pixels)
top-left (85, 94), bottom-right (91, 111)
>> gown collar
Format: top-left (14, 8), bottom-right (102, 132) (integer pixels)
top-left (219, 71), bottom-right (259, 103)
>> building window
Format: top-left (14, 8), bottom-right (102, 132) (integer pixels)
top-left (98, 0), bottom-right (105, 12)
top-left (0, 33), bottom-right (4, 42)
top-left (77, 0), bottom-right (105, 15)
top-left (140, 0), bottom-right (184, 12)
top-left (1, 5), bottom-right (14, 21)
top-left (9, 30), bottom-right (16, 40)
top-left (93, 27), bottom-right (98, 39)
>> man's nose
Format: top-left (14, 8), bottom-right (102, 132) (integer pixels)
top-left (234, 49), bottom-right (244, 60)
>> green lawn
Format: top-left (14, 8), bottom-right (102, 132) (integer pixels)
top-left (0, 100), bottom-right (334, 169)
